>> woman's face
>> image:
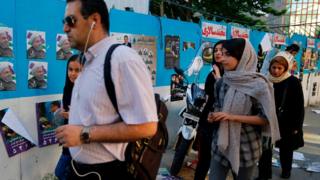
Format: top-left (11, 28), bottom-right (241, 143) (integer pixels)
top-left (0, 67), bottom-right (13, 82)
top-left (220, 48), bottom-right (239, 71)
top-left (270, 62), bottom-right (286, 77)
top-left (214, 43), bottom-right (223, 63)
top-left (32, 36), bottom-right (42, 50)
top-left (68, 61), bottom-right (81, 83)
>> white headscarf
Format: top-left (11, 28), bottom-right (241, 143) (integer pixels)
top-left (217, 39), bottom-right (280, 174)
top-left (29, 62), bottom-right (46, 75)
top-left (0, 62), bottom-right (13, 73)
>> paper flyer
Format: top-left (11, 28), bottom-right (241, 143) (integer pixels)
top-left (36, 100), bottom-right (63, 147)
top-left (0, 108), bottom-right (35, 157)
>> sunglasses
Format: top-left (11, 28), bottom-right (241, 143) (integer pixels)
top-left (62, 15), bottom-right (77, 27)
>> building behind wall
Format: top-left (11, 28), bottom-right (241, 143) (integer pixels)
top-left (104, 0), bottom-right (149, 14)
top-left (267, 0), bottom-right (320, 37)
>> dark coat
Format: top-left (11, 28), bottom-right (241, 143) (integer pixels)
top-left (274, 76), bottom-right (304, 150)
top-left (197, 71), bottom-right (219, 134)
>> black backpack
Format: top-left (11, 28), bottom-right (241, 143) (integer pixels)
top-left (103, 44), bottom-right (169, 180)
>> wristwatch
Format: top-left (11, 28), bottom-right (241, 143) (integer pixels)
top-left (80, 126), bottom-right (91, 144)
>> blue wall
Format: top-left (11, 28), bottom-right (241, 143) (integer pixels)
top-left (0, 0), bottom-right (67, 100)
top-left (1, 1), bottom-right (320, 100)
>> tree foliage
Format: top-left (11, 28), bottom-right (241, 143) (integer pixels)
top-left (150, 0), bottom-right (286, 31)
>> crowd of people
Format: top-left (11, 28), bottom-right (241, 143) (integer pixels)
top-left (51, 0), bottom-right (305, 179)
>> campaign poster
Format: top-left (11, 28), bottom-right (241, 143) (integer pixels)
top-left (307, 38), bottom-right (315, 48)
top-left (0, 61), bottom-right (16, 91)
top-left (201, 22), bottom-right (227, 40)
top-left (0, 27), bottom-right (14, 58)
top-left (170, 74), bottom-right (185, 102)
top-left (111, 32), bottom-right (157, 85)
top-left (28, 61), bottom-right (48, 89)
top-left (0, 109), bottom-right (34, 157)
top-left (56, 34), bottom-right (73, 60)
top-left (26, 30), bottom-right (46, 59)
top-left (183, 41), bottom-right (195, 51)
top-left (231, 26), bottom-right (250, 40)
top-left (273, 33), bottom-right (286, 45)
top-left (36, 100), bottom-right (63, 147)
top-left (302, 48), bottom-right (318, 70)
top-left (165, 35), bottom-right (180, 69)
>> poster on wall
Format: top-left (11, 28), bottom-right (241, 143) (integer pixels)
top-left (317, 42), bottom-right (320, 50)
top-left (302, 48), bottom-right (318, 70)
top-left (36, 100), bottom-right (63, 147)
top-left (0, 27), bottom-right (14, 58)
top-left (201, 41), bottom-right (214, 64)
top-left (170, 74), bottom-right (185, 101)
top-left (231, 26), bottom-right (250, 40)
top-left (56, 34), bottom-right (73, 60)
top-left (26, 31), bottom-right (46, 59)
top-left (307, 38), bottom-right (315, 48)
top-left (0, 109), bottom-right (34, 157)
top-left (165, 35), bottom-right (180, 69)
top-left (0, 61), bottom-right (16, 91)
top-left (183, 41), bottom-right (195, 51)
top-left (201, 22), bottom-right (227, 40)
top-left (28, 61), bottom-right (48, 89)
top-left (273, 33), bottom-right (286, 45)
top-left (110, 32), bottom-right (157, 84)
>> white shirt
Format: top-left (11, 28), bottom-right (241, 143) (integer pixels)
top-left (69, 36), bottom-right (158, 164)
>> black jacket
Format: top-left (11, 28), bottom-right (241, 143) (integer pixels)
top-left (274, 76), bottom-right (304, 149)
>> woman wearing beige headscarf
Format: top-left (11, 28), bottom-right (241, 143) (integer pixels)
top-left (257, 52), bottom-right (304, 179)
top-left (207, 38), bottom-right (280, 180)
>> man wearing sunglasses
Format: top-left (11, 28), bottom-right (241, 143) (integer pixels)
top-left (55, 0), bottom-right (158, 179)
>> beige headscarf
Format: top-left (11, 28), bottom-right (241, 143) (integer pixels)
top-left (217, 39), bottom-right (280, 174)
top-left (267, 51), bottom-right (292, 83)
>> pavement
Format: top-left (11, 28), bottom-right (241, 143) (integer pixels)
top-left (158, 105), bottom-right (320, 180)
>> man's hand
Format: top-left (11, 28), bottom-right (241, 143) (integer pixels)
top-left (55, 125), bottom-right (82, 147)
top-left (208, 112), bottom-right (232, 123)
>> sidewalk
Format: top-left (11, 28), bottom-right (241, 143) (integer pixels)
top-left (159, 106), bottom-right (320, 180)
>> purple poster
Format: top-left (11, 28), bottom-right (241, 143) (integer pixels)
top-left (0, 109), bottom-right (34, 157)
top-left (36, 100), bottom-right (63, 147)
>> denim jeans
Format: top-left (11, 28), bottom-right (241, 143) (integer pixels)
top-left (55, 153), bottom-right (72, 180)
top-left (209, 159), bottom-right (255, 180)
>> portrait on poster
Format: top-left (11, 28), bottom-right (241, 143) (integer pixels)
top-left (111, 32), bottom-right (157, 85)
top-left (26, 31), bottom-right (46, 59)
top-left (0, 109), bottom-right (34, 157)
top-left (0, 61), bottom-right (16, 91)
top-left (28, 61), bottom-right (48, 89)
top-left (0, 27), bottom-right (14, 58)
top-left (56, 34), bottom-right (73, 60)
top-left (36, 100), bottom-right (63, 147)
top-left (165, 35), bottom-right (180, 69)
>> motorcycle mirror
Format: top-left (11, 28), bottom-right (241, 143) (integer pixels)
top-left (174, 66), bottom-right (185, 77)
top-left (202, 47), bottom-right (214, 64)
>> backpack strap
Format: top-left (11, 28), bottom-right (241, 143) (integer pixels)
top-left (104, 44), bottom-right (122, 115)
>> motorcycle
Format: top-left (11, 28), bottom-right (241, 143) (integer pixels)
top-left (170, 42), bottom-right (214, 176)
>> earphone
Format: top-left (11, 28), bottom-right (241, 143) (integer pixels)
top-left (91, 21), bottom-right (96, 29)
top-left (83, 21), bottom-right (96, 56)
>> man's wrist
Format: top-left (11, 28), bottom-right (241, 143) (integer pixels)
top-left (80, 126), bottom-right (91, 144)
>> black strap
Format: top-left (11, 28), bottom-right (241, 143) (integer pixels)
top-left (278, 81), bottom-right (289, 113)
top-left (104, 44), bottom-right (122, 115)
